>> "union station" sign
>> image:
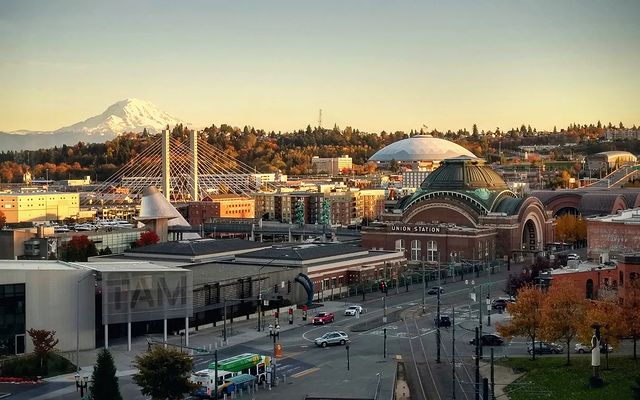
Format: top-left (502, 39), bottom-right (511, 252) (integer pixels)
top-left (390, 224), bottom-right (442, 234)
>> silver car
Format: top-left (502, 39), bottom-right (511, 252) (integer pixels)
top-left (314, 331), bottom-right (349, 347)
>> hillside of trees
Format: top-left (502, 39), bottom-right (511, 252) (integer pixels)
top-left (0, 121), bottom-right (637, 183)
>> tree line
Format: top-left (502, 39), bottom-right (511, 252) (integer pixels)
top-left (0, 122), bottom-right (638, 183)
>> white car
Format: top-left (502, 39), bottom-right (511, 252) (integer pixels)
top-left (344, 305), bottom-right (364, 316)
top-left (575, 342), bottom-right (613, 354)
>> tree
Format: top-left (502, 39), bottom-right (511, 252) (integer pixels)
top-left (578, 300), bottom-right (624, 370)
top-left (136, 231), bottom-right (160, 247)
top-left (621, 279), bottom-right (640, 359)
top-left (27, 328), bottom-right (59, 373)
top-left (60, 235), bottom-right (98, 262)
top-left (540, 280), bottom-right (588, 365)
top-left (133, 346), bottom-right (194, 400)
top-left (497, 285), bottom-right (545, 360)
top-left (0, 210), bottom-right (5, 228)
top-left (89, 349), bottom-right (122, 400)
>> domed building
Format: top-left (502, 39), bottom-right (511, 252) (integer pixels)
top-left (369, 135), bottom-right (476, 171)
top-left (362, 156), bottom-right (554, 267)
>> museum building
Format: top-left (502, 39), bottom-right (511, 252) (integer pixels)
top-left (362, 156), bottom-right (555, 265)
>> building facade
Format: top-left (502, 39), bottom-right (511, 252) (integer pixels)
top-left (362, 157), bottom-right (554, 266)
top-left (311, 155), bottom-right (353, 175)
top-left (0, 192), bottom-right (80, 223)
top-left (587, 208), bottom-right (640, 261)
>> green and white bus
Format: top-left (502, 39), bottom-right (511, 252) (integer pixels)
top-left (191, 353), bottom-right (271, 398)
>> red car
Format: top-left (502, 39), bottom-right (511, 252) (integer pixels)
top-left (312, 312), bottom-right (335, 325)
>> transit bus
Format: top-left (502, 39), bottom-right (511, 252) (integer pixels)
top-left (190, 353), bottom-right (271, 398)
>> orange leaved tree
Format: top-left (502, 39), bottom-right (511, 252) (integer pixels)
top-left (577, 300), bottom-right (624, 370)
top-left (497, 284), bottom-right (545, 360)
top-left (540, 280), bottom-right (588, 365)
top-left (621, 279), bottom-right (640, 360)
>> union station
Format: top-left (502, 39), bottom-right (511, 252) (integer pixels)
top-left (362, 156), bottom-right (555, 266)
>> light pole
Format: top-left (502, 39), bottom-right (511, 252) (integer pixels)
top-left (74, 373), bottom-right (88, 398)
top-left (76, 271), bottom-right (95, 374)
top-left (346, 344), bottom-right (350, 370)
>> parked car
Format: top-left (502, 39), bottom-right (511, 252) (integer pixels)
top-left (427, 286), bottom-right (444, 295)
top-left (312, 312), bottom-right (335, 325)
top-left (470, 334), bottom-right (504, 346)
top-left (574, 343), bottom-right (613, 354)
top-left (434, 315), bottom-right (451, 328)
top-left (527, 341), bottom-right (563, 355)
top-left (344, 305), bottom-right (364, 316)
top-left (566, 253), bottom-right (579, 261)
top-left (314, 331), bottom-right (349, 347)
top-left (491, 297), bottom-right (515, 310)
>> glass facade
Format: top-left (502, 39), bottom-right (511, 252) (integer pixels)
top-left (0, 283), bottom-right (26, 356)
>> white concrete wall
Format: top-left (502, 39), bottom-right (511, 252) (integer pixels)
top-left (2, 269), bottom-right (95, 353)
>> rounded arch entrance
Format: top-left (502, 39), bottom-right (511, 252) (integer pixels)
top-left (520, 215), bottom-right (543, 252)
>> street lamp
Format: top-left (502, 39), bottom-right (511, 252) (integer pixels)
top-left (74, 373), bottom-right (89, 398)
top-left (76, 271), bottom-right (96, 374)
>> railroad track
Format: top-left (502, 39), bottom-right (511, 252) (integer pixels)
top-left (402, 308), bottom-right (442, 400)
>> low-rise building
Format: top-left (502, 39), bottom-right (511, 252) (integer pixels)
top-left (587, 208), bottom-right (640, 262)
top-left (312, 155), bottom-right (352, 175)
top-left (0, 192), bottom-right (80, 223)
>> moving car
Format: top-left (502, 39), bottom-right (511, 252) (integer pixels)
top-left (491, 296), bottom-right (515, 310)
top-left (344, 305), bottom-right (364, 316)
top-left (434, 315), bottom-right (451, 328)
top-left (314, 331), bottom-right (349, 347)
top-left (574, 343), bottom-right (613, 354)
top-left (527, 341), bottom-right (563, 355)
top-left (469, 334), bottom-right (504, 346)
top-left (312, 312), bottom-right (335, 325)
top-left (427, 286), bottom-right (444, 295)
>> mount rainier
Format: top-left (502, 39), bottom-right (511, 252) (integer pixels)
top-left (0, 98), bottom-right (185, 151)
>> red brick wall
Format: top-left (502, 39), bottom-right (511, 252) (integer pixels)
top-left (588, 221), bottom-right (640, 259)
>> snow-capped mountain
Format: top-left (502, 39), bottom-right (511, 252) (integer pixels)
top-left (55, 98), bottom-right (184, 137)
top-left (0, 98), bottom-right (185, 151)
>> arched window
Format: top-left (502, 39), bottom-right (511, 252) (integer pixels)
top-left (586, 279), bottom-right (594, 299)
top-left (395, 239), bottom-right (405, 253)
top-left (427, 240), bottom-right (438, 262)
top-left (411, 240), bottom-right (421, 261)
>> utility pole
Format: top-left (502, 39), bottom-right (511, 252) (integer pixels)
top-left (223, 300), bottom-right (227, 344)
top-left (475, 327), bottom-right (480, 400)
top-left (436, 261), bottom-right (441, 363)
top-left (478, 285), bottom-right (483, 358)
top-left (491, 347), bottom-right (496, 400)
top-left (383, 328), bottom-right (387, 358)
top-left (421, 258), bottom-right (426, 313)
top-left (452, 306), bottom-right (456, 400)
top-left (214, 349), bottom-right (218, 400)
top-left (383, 295), bottom-right (387, 324)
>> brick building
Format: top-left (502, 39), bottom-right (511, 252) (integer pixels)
top-left (362, 157), bottom-right (555, 266)
top-left (587, 208), bottom-right (640, 262)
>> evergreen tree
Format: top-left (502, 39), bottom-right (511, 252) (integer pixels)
top-left (472, 124), bottom-right (479, 137)
top-left (89, 349), bottom-right (122, 400)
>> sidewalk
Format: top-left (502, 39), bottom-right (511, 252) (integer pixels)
top-left (52, 300), bottom-right (353, 382)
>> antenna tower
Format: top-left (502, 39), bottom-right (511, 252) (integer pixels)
top-left (318, 109), bottom-right (323, 129)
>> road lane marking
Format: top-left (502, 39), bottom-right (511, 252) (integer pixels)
top-left (292, 367), bottom-right (320, 378)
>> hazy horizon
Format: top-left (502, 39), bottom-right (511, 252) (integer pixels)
top-left (1, 1), bottom-right (639, 133)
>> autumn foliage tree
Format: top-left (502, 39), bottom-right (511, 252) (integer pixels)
top-left (577, 300), bottom-right (623, 370)
top-left (540, 280), bottom-right (588, 365)
top-left (136, 231), bottom-right (160, 247)
top-left (59, 235), bottom-right (98, 262)
top-left (27, 329), bottom-right (59, 373)
top-left (497, 285), bottom-right (545, 360)
top-left (622, 279), bottom-right (640, 359)
top-left (0, 210), bottom-right (5, 229)
top-left (554, 214), bottom-right (587, 246)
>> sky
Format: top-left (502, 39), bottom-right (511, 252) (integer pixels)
top-left (1, 0), bottom-right (639, 133)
